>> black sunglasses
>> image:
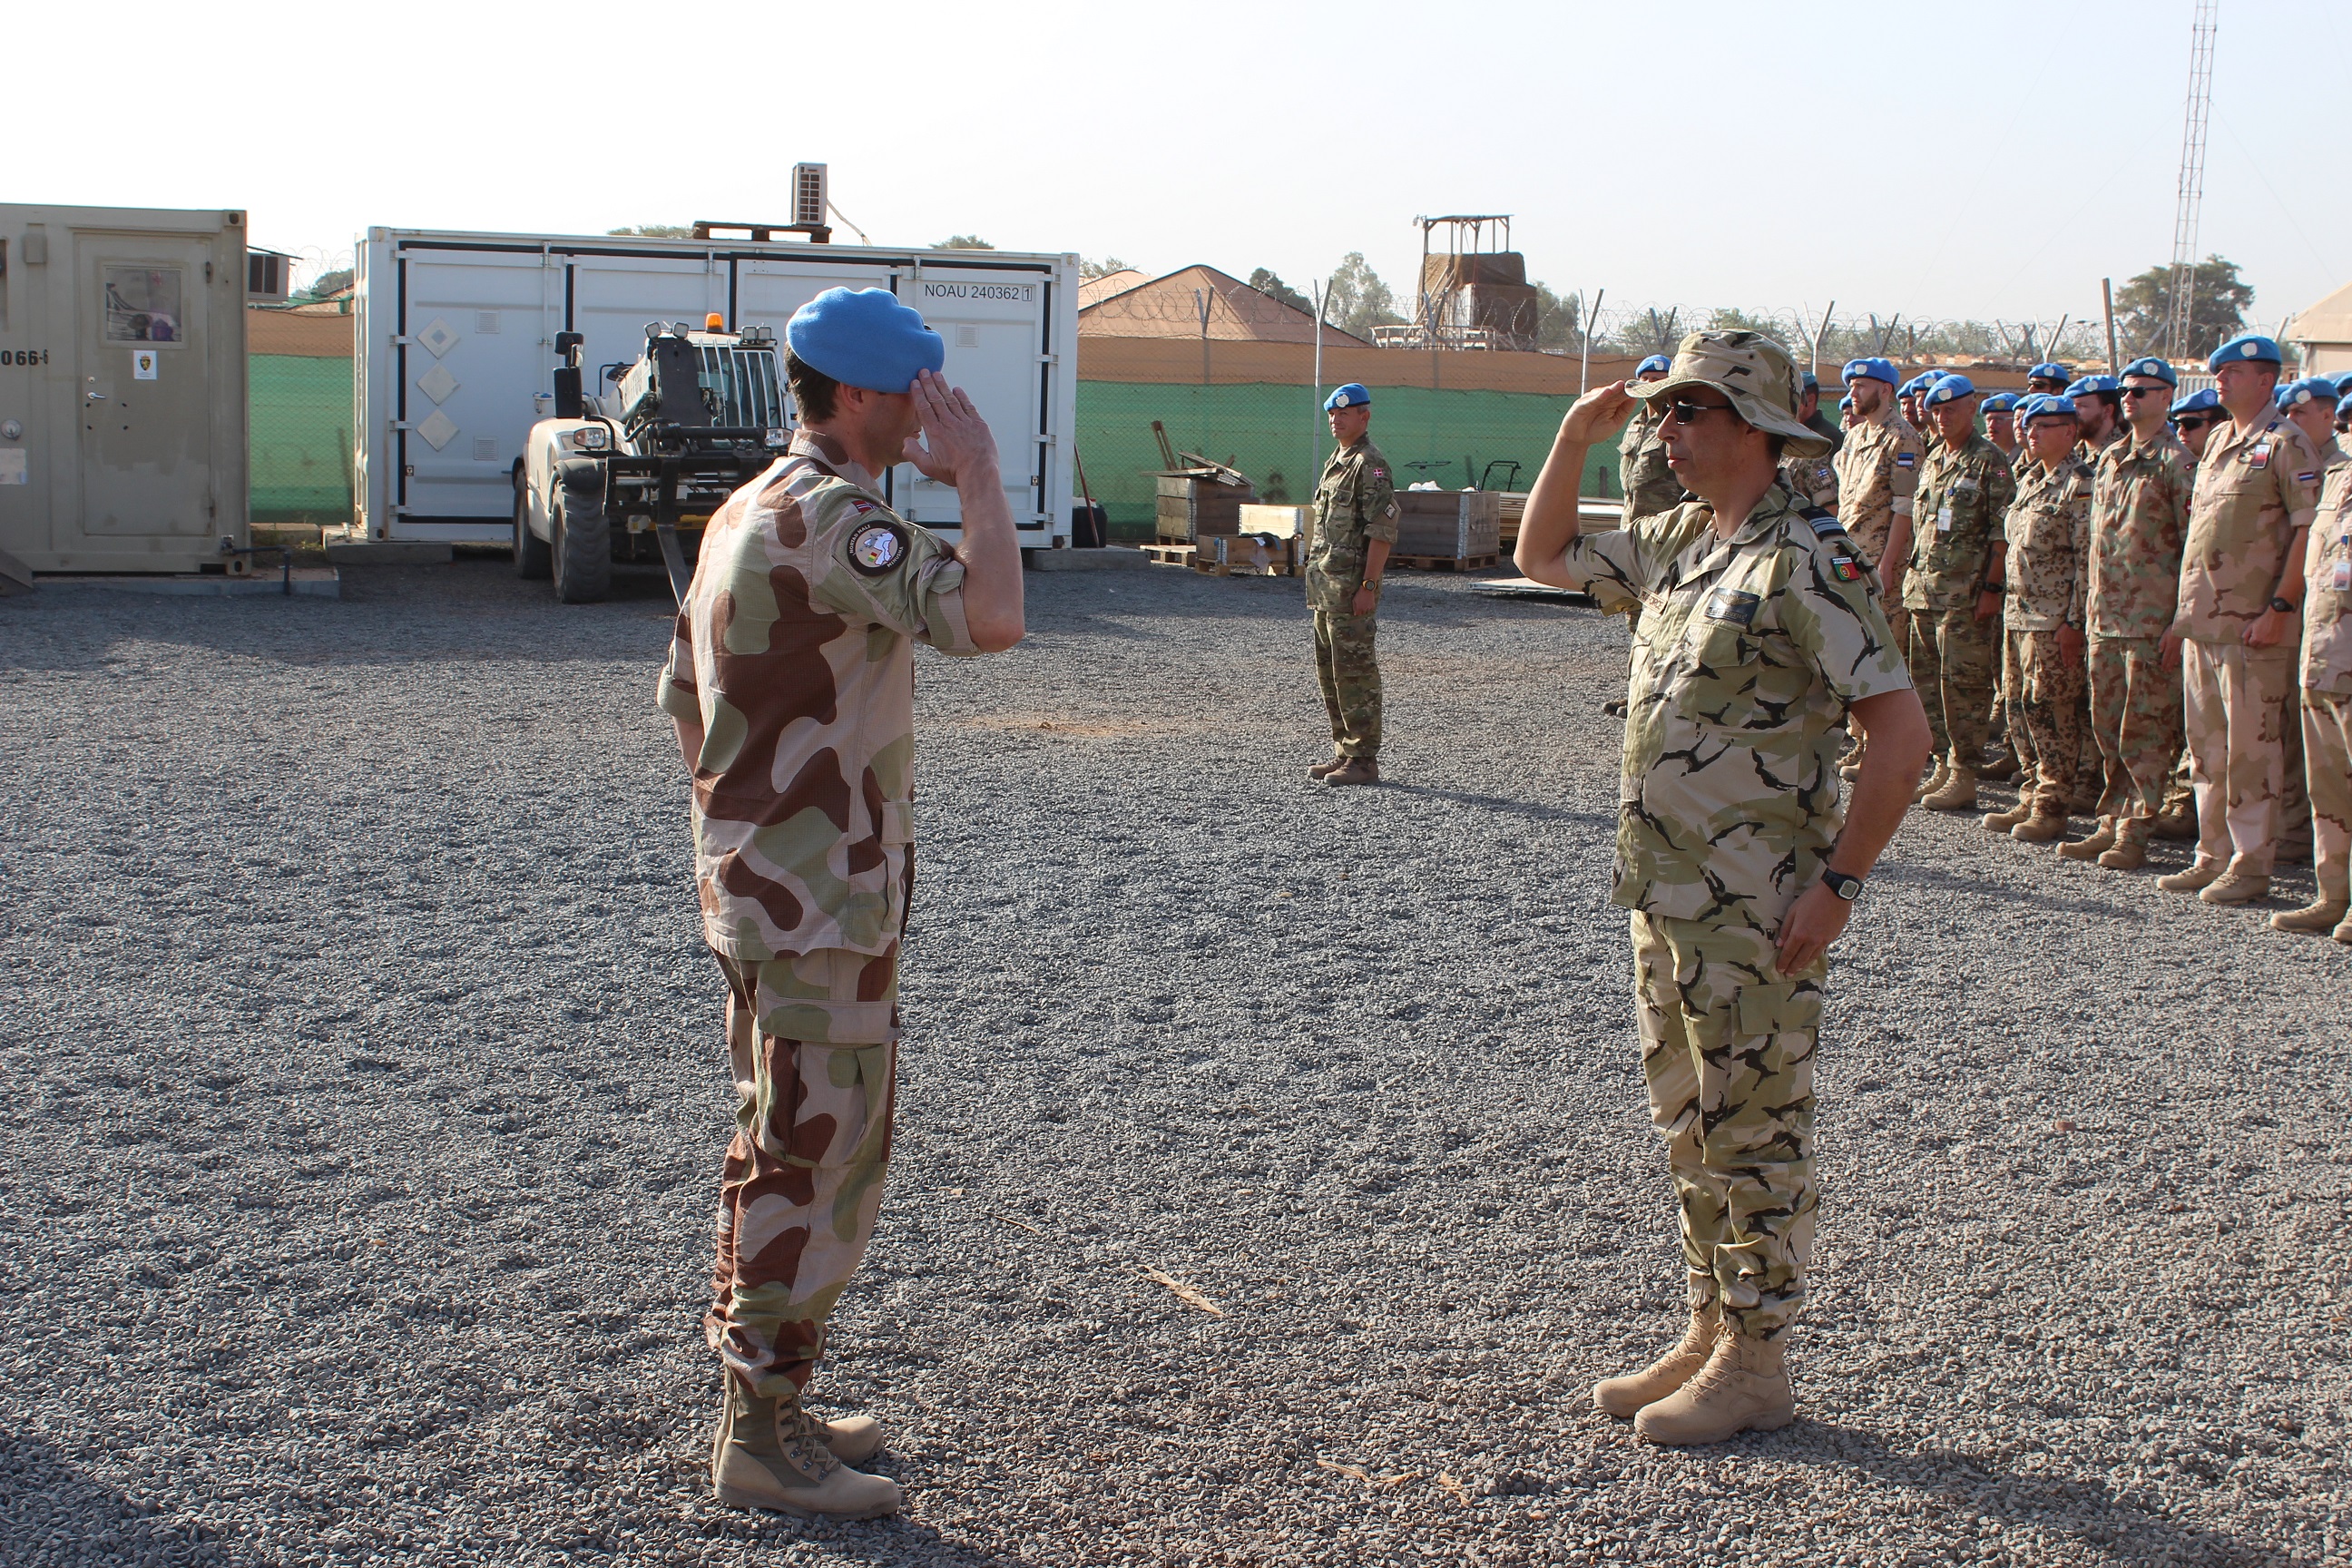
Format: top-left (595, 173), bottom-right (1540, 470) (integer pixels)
top-left (1665, 399), bottom-right (1739, 426)
top-left (2173, 414), bottom-right (2216, 430)
top-left (2122, 385), bottom-right (2169, 398)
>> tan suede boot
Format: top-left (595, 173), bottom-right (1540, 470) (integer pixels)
top-left (711, 1386), bottom-right (901, 1518)
top-left (2058, 817), bottom-right (2117, 861)
top-left (2151, 800), bottom-right (2199, 840)
top-left (2199, 869), bottom-right (2271, 906)
top-left (1592, 1304), bottom-right (1720, 1418)
top-left (1980, 747), bottom-right (2020, 782)
top-left (2271, 897), bottom-right (2351, 933)
top-left (2011, 809), bottom-right (2068, 844)
top-left (2335, 915), bottom-right (2352, 945)
top-left (2097, 838), bottom-right (2148, 870)
top-left (1324, 757), bottom-right (1381, 788)
top-left (1307, 755), bottom-right (1347, 779)
top-left (2156, 857), bottom-right (2225, 893)
top-left (1979, 799), bottom-right (2034, 831)
top-left (1913, 759), bottom-right (1952, 803)
top-left (709, 1401), bottom-right (883, 1471)
top-left (1920, 769), bottom-right (1980, 812)
top-left (1633, 1328), bottom-right (1795, 1445)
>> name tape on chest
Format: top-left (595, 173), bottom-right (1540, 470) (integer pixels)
top-left (849, 519), bottom-right (910, 575)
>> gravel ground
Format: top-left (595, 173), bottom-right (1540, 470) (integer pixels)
top-left (3, 554), bottom-right (2347, 1568)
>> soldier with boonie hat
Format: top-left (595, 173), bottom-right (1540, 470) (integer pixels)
top-left (1907, 370), bottom-right (2019, 811)
top-left (665, 284), bottom-right (1027, 1521)
top-left (1513, 329), bottom-right (1929, 1446)
top-left (1302, 383), bottom-right (1399, 786)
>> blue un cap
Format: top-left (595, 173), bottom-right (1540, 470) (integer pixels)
top-left (2277, 375), bottom-right (2337, 408)
top-left (1841, 357), bottom-right (1898, 387)
top-left (1981, 393), bottom-right (2020, 414)
top-left (2019, 394), bottom-right (2079, 419)
top-left (1923, 374), bottom-right (1976, 406)
top-left (2119, 356), bottom-right (2178, 387)
top-left (2028, 362), bottom-right (2072, 383)
top-left (1634, 354), bottom-right (1671, 377)
top-left (1323, 383), bottom-right (1371, 412)
top-left (2169, 387), bottom-right (2221, 419)
top-left (2065, 374), bottom-right (2121, 397)
top-left (2207, 333), bottom-right (2282, 371)
top-left (785, 287), bottom-right (945, 393)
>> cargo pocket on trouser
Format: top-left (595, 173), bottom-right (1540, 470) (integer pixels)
top-left (725, 952), bottom-right (901, 1396)
top-left (1710, 978), bottom-right (1824, 1333)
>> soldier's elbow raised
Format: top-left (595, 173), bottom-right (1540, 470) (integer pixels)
top-left (970, 614), bottom-right (1026, 653)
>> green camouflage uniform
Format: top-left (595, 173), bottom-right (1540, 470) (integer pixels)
top-left (1902, 433), bottom-right (2016, 770)
top-left (2178, 414), bottom-right (2322, 875)
top-left (2303, 462), bottom-right (2352, 901)
top-left (2087, 427), bottom-right (2192, 843)
top-left (1304, 436), bottom-right (1399, 759)
top-left (1551, 485), bottom-right (1911, 1339)
top-left (2002, 456), bottom-right (2093, 815)
top-left (658, 429), bottom-right (980, 1399)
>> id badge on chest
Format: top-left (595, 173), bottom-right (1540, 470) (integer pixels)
top-left (2334, 558), bottom-right (2352, 593)
top-left (1936, 503), bottom-right (1954, 532)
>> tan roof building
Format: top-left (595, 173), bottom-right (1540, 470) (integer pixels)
top-left (1079, 264), bottom-right (1370, 347)
top-left (2284, 278), bottom-right (2352, 376)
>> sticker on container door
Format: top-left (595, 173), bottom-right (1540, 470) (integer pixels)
top-left (0, 448), bottom-right (25, 485)
top-left (132, 349), bottom-right (159, 381)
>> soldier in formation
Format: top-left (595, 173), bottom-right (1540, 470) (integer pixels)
top-left (661, 288), bottom-right (1027, 1519)
top-left (1303, 384), bottom-right (1398, 788)
top-left (2026, 362), bottom-right (2073, 397)
top-left (1904, 375), bottom-right (2017, 811)
top-left (1831, 358), bottom-right (1924, 778)
top-left (2282, 390), bottom-right (2352, 940)
top-left (1982, 395), bottom-right (2092, 842)
top-left (1779, 370), bottom-right (1842, 512)
top-left (1983, 392), bottom-right (2022, 462)
top-left (1514, 330), bottom-right (1931, 1445)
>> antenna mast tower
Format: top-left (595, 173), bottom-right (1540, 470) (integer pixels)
top-left (2165, 2), bottom-right (2219, 358)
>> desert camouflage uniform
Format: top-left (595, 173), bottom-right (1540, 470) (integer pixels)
top-left (2002, 456), bottom-right (2093, 815)
top-left (1619, 404), bottom-right (1683, 527)
top-left (1549, 485), bottom-right (1910, 1339)
top-left (1779, 411), bottom-right (1842, 514)
top-left (2177, 413), bottom-right (2322, 876)
top-left (1835, 403), bottom-right (1923, 658)
top-left (2065, 423), bottom-right (2132, 803)
top-left (1902, 433), bottom-right (2015, 771)
top-left (658, 429), bottom-right (979, 1399)
top-left (2302, 464), bottom-right (2352, 901)
top-left (2086, 427), bottom-right (2192, 843)
top-left (1305, 436), bottom-right (1399, 759)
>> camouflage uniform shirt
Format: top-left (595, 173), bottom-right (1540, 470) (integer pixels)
top-left (657, 429), bottom-right (979, 963)
top-left (1779, 449), bottom-right (1840, 513)
top-left (1304, 436), bottom-right (1399, 612)
top-left (2003, 456), bottom-right (2092, 632)
top-left (1831, 403), bottom-right (1924, 568)
top-left (1618, 406), bottom-right (1683, 526)
top-left (2306, 460), bottom-right (2352, 697)
top-left (1902, 433), bottom-right (2016, 613)
top-left (2178, 413), bottom-right (2322, 642)
top-left (2086, 426), bottom-right (2192, 641)
top-left (1549, 485), bottom-right (1912, 932)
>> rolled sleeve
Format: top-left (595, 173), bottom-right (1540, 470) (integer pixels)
top-left (656, 612), bottom-right (701, 722)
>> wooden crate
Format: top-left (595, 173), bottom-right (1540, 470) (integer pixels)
top-left (1394, 489), bottom-right (1501, 561)
top-left (1154, 475), bottom-right (1257, 543)
top-left (1236, 504), bottom-right (1310, 540)
top-left (1194, 534), bottom-right (1297, 577)
top-left (1495, 491), bottom-right (1527, 548)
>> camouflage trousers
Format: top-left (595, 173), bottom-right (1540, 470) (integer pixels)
top-left (2181, 640), bottom-right (2297, 877)
top-left (1906, 606), bottom-right (2000, 769)
top-left (1312, 608), bottom-right (1383, 759)
top-left (2088, 635), bottom-right (2186, 844)
top-left (1631, 912), bottom-right (1824, 1340)
top-left (707, 946), bottom-right (898, 1399)
top-left (2304, 691), bottom-right (2352, 900)
top-left (2004, 629), bottom-right (2086, 816)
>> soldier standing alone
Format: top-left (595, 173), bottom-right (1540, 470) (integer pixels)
top-left (659, 288), bottom-right (1027, 1519)
top-left (1515, 330), bottom-right (1930, 1445)
top-left (1304, 383), bottom-right (1399, 787)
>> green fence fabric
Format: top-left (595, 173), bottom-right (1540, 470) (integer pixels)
top-left (1074, 380), bottom-right (1621, 540)
top-left (250, 354), bottom-right (354, 523)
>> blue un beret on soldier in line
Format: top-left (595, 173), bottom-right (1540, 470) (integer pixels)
top-left (1981, 393), bottom-right (2019, 414)
top-left (2028, 362), bottom-right (2072, 383)
top-left (1323, 383), bottom-right (1371, 411)
top-left (2337, 391), bottom-right (2352, 419)
top-left (2119, 356), bottom-right (2178, 387)
top-left (1841, 358), bottom-right (1898, 387)
top-left (785, 287), bottom-right (946, 393)
top-left (2206, 333), bottom-right (2283, 370)
top-left (2277, 376), bottom-right (2337, 408)
top-left (2065, 375), bottom-right (2121, 397)
top-left (2021, 394), bottom-right (2079, 419)
top-left (2169, 387), bottom-right (2221, 419)
top-left (1923, 374), bottom-right (1975, 406)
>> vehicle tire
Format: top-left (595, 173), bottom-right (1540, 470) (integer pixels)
top-left (552, 462), bottom-right (612, 603)
top-left (513, 465), bottom-right (551, 580)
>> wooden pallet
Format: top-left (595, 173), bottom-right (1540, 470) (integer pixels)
top-left (1391, 553), bottom-right (1500, 573)
top-left (1141, 544), bottom-right (1197, 566)
top-left (1193, 555), bottom-right (1296, 578)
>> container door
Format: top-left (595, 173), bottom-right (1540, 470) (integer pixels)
top-left (899, 266), bottom-right (1048, 531)
top-left (77, 236), bottom-right (214, 538)
top-left (397, 249), bottom-right (547, 521)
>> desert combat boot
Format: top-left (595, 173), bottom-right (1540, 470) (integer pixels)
top-left (2271, 896), bottom-right (2351, 934)
top-left (1633, 1327), bottom-right (1795, 1445)
top-left (1919, 767), bottom-right (1979, 812)
top-left (1324, 757), bottom-right (1381, 788)
top-left (2156, 857), bottom-right (2226, 894)
top-left (1979, 798), bottom-right (2034, 831)
top-left (711, 1386), bottom-right (900, 1519)
top-left (2058, 817), bottom-right (2117, 861)
top-left (2010, 808), bottom-right (2069, 844)
top-left (1913, 758), bottom-right (1951, 803)
top-left (1307, 755), bottom-right (1348, 779)
top-left (1592, 1303), bottom-right (1720, 1418)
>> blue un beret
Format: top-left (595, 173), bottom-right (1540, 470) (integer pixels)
top-left (2207, 333), bottom-right (2282, 370)
top-left (2169, 387), bottom-right (2221, 418)
top-left (2119, 356), bottom-right (2178, 387)
top-left (1634, 355), bottom-right (1672, 377)
top-left (1923, 374), bottom-right (1976, 407)
top-left (1981, 393), bottom-right (2020, 414)
top-left (2337, 391), bottom-right (2352, 419)
top-left (1841, 357), bottom-right (1898, 387)
top-left (2028, 362), bottom-right (2072, 382)
top-left (2065, 374), bottom-right (2121, 397)
top-left (1898, 373), bottom-right (1936, 397)
top-left (2330, 371), bottom-right (2352, 397)
top-left (2021, 394), bottom-right (2079, 419)
top-left (1323, 382), bottom-right (1371, 412)
top-left (785, 287), bottom-right (944, 393)
top-left (2277, 376), bottom-right (2337, 408)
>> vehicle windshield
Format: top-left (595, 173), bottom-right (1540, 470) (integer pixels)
top-left (697, 346), bottom-right (785, 428)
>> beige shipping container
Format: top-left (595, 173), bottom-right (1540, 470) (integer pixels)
top-left (0, 204), bottom-right (250, 573)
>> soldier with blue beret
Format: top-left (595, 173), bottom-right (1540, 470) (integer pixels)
top-left (1909, 370), bottom-right (2020, 810)
top-left (2027, 362), bottom-right (2073, 395)
top-left (2121, 356), bottom-right (2179, 387)
top-left (1832, 358), bottom-right (1928, 753)
top-left (1304, 384), bottom-right (1398, 786)
top-left (1983, 393), bottom-right (2022, 460)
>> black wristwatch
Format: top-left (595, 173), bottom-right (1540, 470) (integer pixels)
top-left (1822, 869), bottom-right (1865, 902)
top-left (2269, 595), bottom-right (2298, 614)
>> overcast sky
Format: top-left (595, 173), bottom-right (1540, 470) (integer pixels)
top-left (18, 0), bottom-right (2350, 335)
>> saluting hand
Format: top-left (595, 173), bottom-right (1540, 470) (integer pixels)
top-left (1554, 381), bottom-right (1642, 447)
top-left (904, 369), bottom-right (999, 488)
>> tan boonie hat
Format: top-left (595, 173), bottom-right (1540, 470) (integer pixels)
top-left (1629, 330), bottom-right (1833, 459)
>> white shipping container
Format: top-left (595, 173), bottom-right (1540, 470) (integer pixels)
top-left (354, 227), bottom-right (1078, 548)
